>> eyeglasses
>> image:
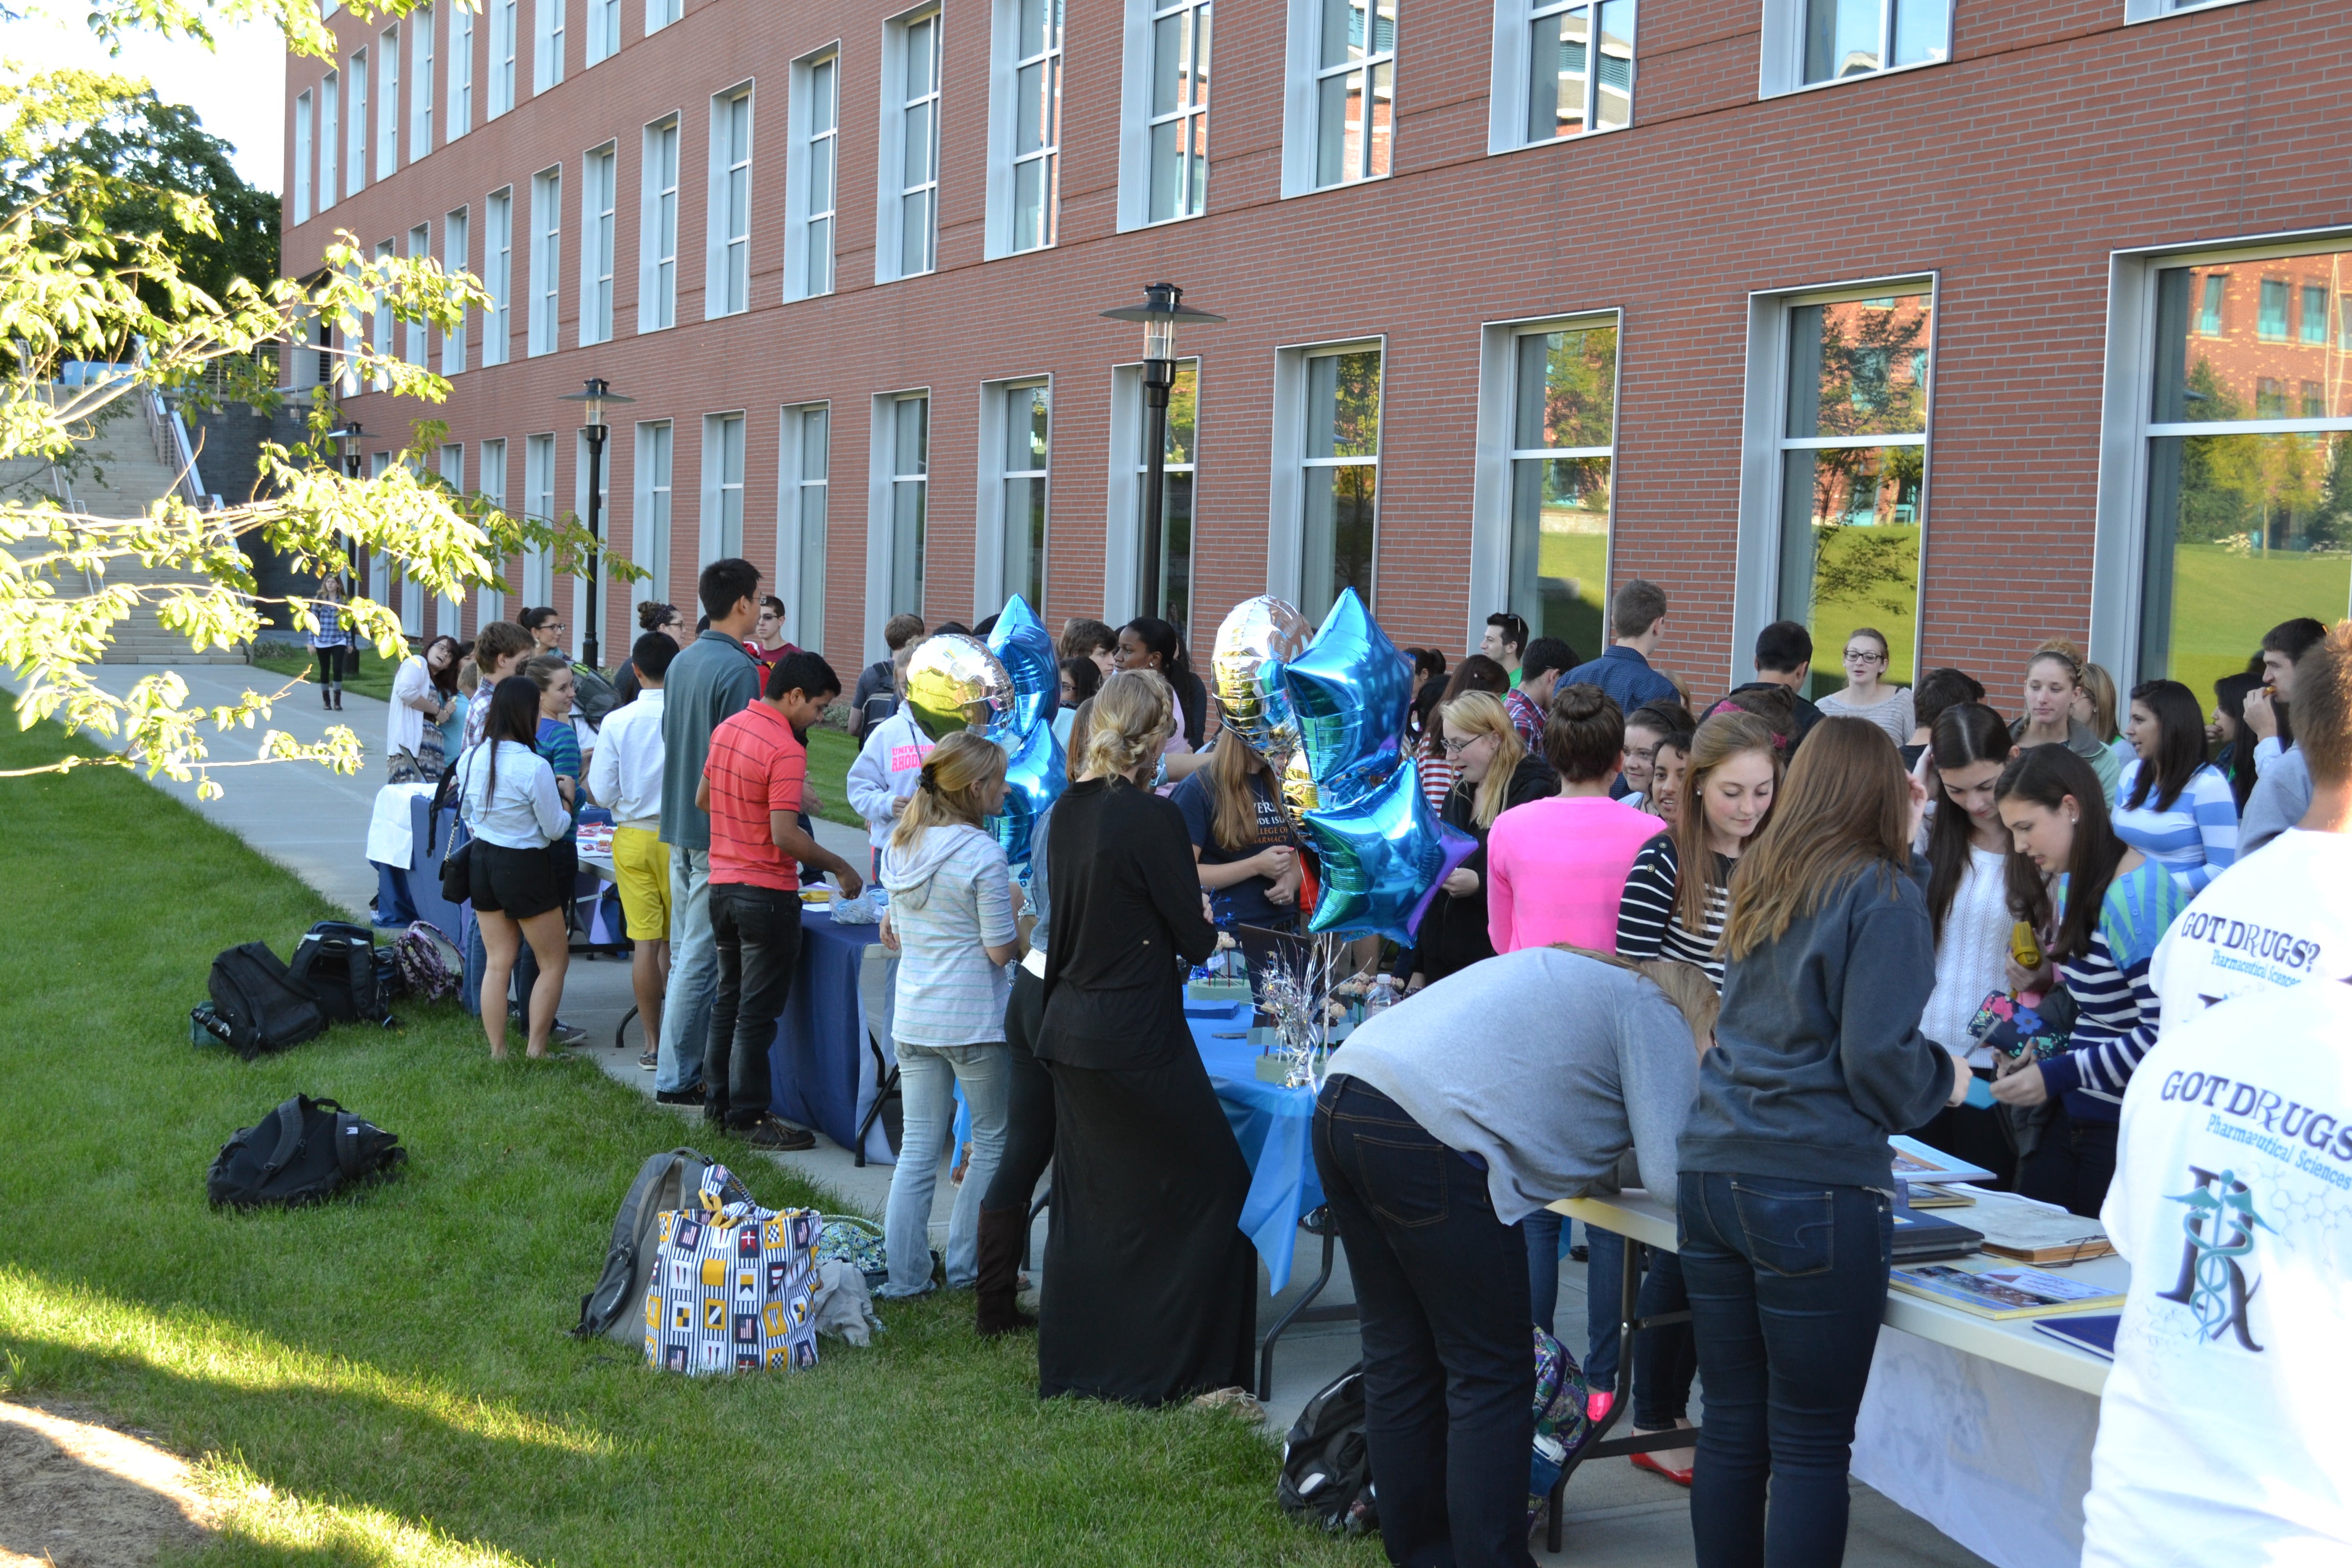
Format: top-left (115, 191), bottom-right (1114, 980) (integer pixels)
top-left (1843, 649), bottom-right (1884, 665)
top-left (1440, 734), bottom-right (1491, 755)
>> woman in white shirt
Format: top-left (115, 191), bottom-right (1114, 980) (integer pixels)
top-left (387, 636), bottom-right (460, 779)
top-left (1815, 626), bottom-right (1915, 745)
top-left (1913, 701), bottom-right (2021, 1184)
top-left (454, 679), bottom-right (574, 1060)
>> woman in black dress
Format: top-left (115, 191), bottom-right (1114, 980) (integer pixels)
top-left (1036, 668), bottom-right (1252, 1404)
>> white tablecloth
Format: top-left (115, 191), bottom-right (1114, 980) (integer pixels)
top-left (366, 781), bottom-right (436, 866)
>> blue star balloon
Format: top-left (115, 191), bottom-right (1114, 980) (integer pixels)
top-left (1281, 589), bottom-right (1415, 801)
top-left (985, 713), bottom-right (1066, 875)
top-left (985, 593), bottom-right (1060, 744)
top-left (1295, 755), bottom-right (1478, 943)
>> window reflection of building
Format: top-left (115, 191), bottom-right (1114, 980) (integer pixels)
top-left (1506, 321), bottom-right (1617, 653)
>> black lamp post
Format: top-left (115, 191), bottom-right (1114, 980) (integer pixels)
top-left (323, 421), bottom-right (365, 582)
top-left (1102, 283), bottom-right (1223, 621)
top-left (558, 376), bottom-right (633, 670)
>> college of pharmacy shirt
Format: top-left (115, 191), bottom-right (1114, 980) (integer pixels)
top-left (2148, 829), bottom-right (2352, 1039)
top-left (2080, 981), bottom-right (2352, 1567)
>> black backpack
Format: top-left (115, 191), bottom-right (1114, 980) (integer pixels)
top-left (289, 921), bottom-right (395, 1027)
top-left (1277, 1361), bottom-right (1378, 1535)
top-left (573, 1147), bottom-right (745, 1343)
top-left (206, 942), bottom-right (329, 1060)
top-left (206, 1094), bottom-right (407, 1209)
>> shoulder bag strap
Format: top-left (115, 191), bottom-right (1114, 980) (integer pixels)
top-left (261, 1096), bottom-right (308, 1175)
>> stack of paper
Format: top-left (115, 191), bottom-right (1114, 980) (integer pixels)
top-left (1891, 1262), bottom-right (2124, 1320)
top-left (1966, 1192), bottom-right (2114, 1264)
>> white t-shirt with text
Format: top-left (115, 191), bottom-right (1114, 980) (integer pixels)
top-left (2149, 829), bottom-right (2352, 1039)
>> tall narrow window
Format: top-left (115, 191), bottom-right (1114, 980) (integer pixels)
top-left (1776, 287), bottom-right (1933, 696)
top-left (405, 223), bottom-right (431, 365)
top-left (534, 0), bottom-right (566, 93)
top-left (891, 395), bottom-right (929, 615)
top-left (586, 0), bottom-right (621, 64)
top-left (635, 420), bottom-right (673, 595)
top-left (490, 0), bottom-right (518, 116)
top-left (529, 166), bottom-right (562, 356)
top-left (581, 143), bottom-right (616, 345)
top-left (293, 91), bottom-right (313, 222)
top-left (320, 72), bottom-right (339, 209)
top-left (648, 0), bottom-right (682, 32)
top-left (705, 412), bottom-right (747, 558)
top-left (1506, 321), bottom-right (1617, 651)
top-left (411, 7), bottom-right (435, 156)
top-left (1133, 359), bottom-right (1198, 629)
top-left (1300, 347), bottom-right (1382, 621)
top-left (377, 28), bottom-right (400, 177)
top-left (782, 404), bottom-right (829, 651)
top-left (449, 2), bottom-right (473, 136)
top-left (483, 187), bottom-right (513, 365)
top-left (883, 14), bottom-right (941, 280)
top-left (1009, 0), bottom-right (1063, 251)
top-left (708, 87), bottom-right (752, 315)
top-left (1002, 383), bottom-right (1050, 607)
top-left (371, 238), bottom-right (395, 390)
top-left (524, 433), bottom-right (558, 605)
top-left (2197, 274), bottom-right (2226, 336)
top-left (2139, 250), bottom-right (2352, 695)
top-left (1147, 0), bottom-right (1211, 222)
top-left (1788, 0), bottom-right (1948, 89)
top-left (442, 206), bottom-right (469, 373)
top-left (1522, 0), bottom-right (1633, 143)
top-left (787, 51), bottom-right (837, 299)
top-left (640, 116), bottom-right (679, 330)
top-left (437, 443), bottom-right (464, 631)
top-left (347, 50), bottom-right (368, 195)
top-left (1309, 0), bottom-right (1394, 188)
top-left (478, 437), bottom-right (508, 624)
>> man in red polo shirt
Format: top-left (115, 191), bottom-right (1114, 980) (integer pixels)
top-left (696, 651), bottom-right (866, 1148)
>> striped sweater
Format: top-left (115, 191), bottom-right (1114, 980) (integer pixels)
top-left (2112, 760), bottom-right (2238, 895)
top-left (1614, 831), bottom-right (1729, 993)
top-left (2038, 859), bottom-right (2188, 1122)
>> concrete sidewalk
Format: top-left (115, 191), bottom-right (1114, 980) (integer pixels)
top-left (35, 657), bottom-right (1989, 1567)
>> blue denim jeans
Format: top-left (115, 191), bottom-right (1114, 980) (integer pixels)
top-left (1581, 1229), bottom-right (1693, 1422)
top-left (1678, 1172), bottom-right (1894, 1568)
top-left (656, 846), bottom-right (712, 1094)
top-left (881, 1040), bottom-right (1011, 1298)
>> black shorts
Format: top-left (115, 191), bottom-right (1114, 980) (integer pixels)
top-left (470, 840), bottom-right (564, 920)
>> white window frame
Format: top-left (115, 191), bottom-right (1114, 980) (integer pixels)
top-left (523, 433), bottom-right (558, 607)
top-left (778, 402), bottom-right (830, 656)
top-left (2123, 0), bottom-right (2254, 21)
top-left (976, 376), bottom-right (1052, 610)
top-left (1103, 356), bottom-right (1201, 624)
top-left (648, 0), bottom-right (682, 34)
top-left (405, 223), bottom-right (431, 366)
top-left (706, 84), bottom-right (754, 316)
top-left (1117, 0), bottom-right (1211, 231)
top-left (639, 114), bottom-right (680, 331)
top-left (1487, 0), bottom-right (1635, 156)
top-left (1729, 273), bottom-right (1939, 687)
top-left (377, 27), bottom-right (401, 177)
top-left (1757, 0), bottom-right (1949, 100)
top-left (435, 442), bottom-right (464, 631)
top-left (533, 0), bottom-right (566, 93)
top-left (477, 437), bottom-right (508, 625)
top-left (867, 389), bottom-right (932, 650)
top-left (876, 8), bottom-right (942, 284)
top-left (483, 186), bottom-right (513, 366)
top-left (1282, 0), bottom-right (1396, 198)
top-left (292, 91), bottom-right (313, 223)
top-left (319, 72), bottom-right (338, 209)
top-left (410, 7), bottom-right (435, 156)
top-left (784, 48), bottom-right (839, 301)
top-left (1466, 308), bottom-right (1623, 652)
top-left (529, 165), bottom-right (562, 356)
top-left (986, 0), bottom-right (1062, 257)
top-left (586, 0), bottom-right (621, 65)
top-left (449, 1), bottom-right (473, 137)
top-left (633, 419), bottom-right (674, 599)
top-left (580, 141), bottom-right (617, 345)
top-left (371, 237), bottom-right (396, 390)
top-left (490, 0), bottom-right (519, 117)
top-left (1270, 337), bottom-right (1386, 620)
top-left (439, 206), bottom-right (470, 374)
top-left (701, 411), bottom-right (748, 564)
top-left (346, 48), bottom-right (368, 195)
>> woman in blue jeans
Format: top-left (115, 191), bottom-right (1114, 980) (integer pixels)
top-left (1676, 718), bottom-right (1969, 1567)
top-left (876, 732), bottom-right (1022, 1298)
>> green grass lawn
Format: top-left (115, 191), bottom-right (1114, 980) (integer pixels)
top-left (2163, 543), bottom-right (2352, 701)
top-left (0, 705), bottom-right (1366, 1567)
top-left (804, 725), bottom-right (862, 831)
top-left (252, 642), bottom-right (398, 702)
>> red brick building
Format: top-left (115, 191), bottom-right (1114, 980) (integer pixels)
top-left (281, 0), bottom-right (2352, 706)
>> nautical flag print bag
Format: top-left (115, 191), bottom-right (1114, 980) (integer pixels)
top-left (643, 1165), bottom-right (823, 1376)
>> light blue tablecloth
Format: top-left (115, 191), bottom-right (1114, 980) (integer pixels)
top-left (1187, 998), bottom-right (1325, 1293)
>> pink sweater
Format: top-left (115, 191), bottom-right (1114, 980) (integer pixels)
top-left (1485, 795), bottom-right (1662, 953)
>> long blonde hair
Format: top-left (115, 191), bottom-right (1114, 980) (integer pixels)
top-left (1203, 724), bottom-right (1275, 849)
top-left (1670, 712), bottom-right (1780, 936)
top-left (1081, 669), bottom-right (1174, 781)
top-left (1722, 718), bottom-right (1911, 961)
top-left (890, 730), bottom-right (1006, 851)
top-left (1441, 691), bottom-right (1526, 829)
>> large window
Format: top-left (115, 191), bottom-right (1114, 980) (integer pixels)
top-left (2139, 247), bottom-right (2352, 698)
top-left (442, 206), bottom-right (469, 373)
top-left (704, 413), bottom-right (747, 560)
top-left (448, 2), bottom-right (472, 137)
top-left (371, 238), bottom-right (395, 389)
top-left (293, 91), bottom-right (313, 222)
top-left (992, 0), bottom-right (1062, 254)
top-left (405, 224), bottom-right (431, 365)
top-left (1293, 0), bottom-right (1394, 192)
top-left (581, 143), bottom-right (616, 345)
top-left (1119, 359), bottom-right (1199, 631)
top-left (586, 0), bottom-right (620, 64)
top-left (410, 7), bottom-right (435, 156)
top-left (489, 0), bottom-right (518, 117)
top-left (781, 403), bottom-right (829, 652)
top-left (994, 381), bottom-right (1050, 607)
top-left (635, 420), bottom-right (673, 596)
top-left (880, 12), bottom-right (941, 281)
top-left (1298, 346), bottom-right (1382, 621)
top-left (1760, 0), bottom-right (1947, 96)
top-left (1147, 0), bottom-right (1210, 222)
top-left (347, 49), bottom-right (367, 195)
top-left (483, 186), bottom-right (513, 366)
top-left (523, 433), bottom-right (558, 605)
top-left (1775, 286), bottom-right (1933, 696)
top-left (640, 116), bottom-right (679, 331)
top-left (529, 166), bottom-right (562, 356)
top-left (319, 72), bottom-right (338, 209)
top-left (1507, 320), bottom-right (1618, 653)
top-left (787, 51), bottom-right (838, 300)
top-left (708, 87), bottom-right (753, 315)
top-left (533, 0), bottom-right (566, 92)
top-left (888, 394), bottom-right (929, 615)
top-left (376, 28), bottom-right (399, 178)
top-left (478, 437), bottom-right (507, 624)
top-left (649, 0), bottom-right (681, 32)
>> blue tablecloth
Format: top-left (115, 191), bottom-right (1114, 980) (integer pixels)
top-left (767, 905), bottom-right (883, 1151)
top-left (1188, 999), bottom-right (1325, 1293)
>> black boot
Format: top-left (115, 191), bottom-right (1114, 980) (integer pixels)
top-left (973, 1205), bottom-right (1036, 1337)
top-left (321, 685), bottom-right (333, 709)
top-left (331, 688), bottom-right (344, 710)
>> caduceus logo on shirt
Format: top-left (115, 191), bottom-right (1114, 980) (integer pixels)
top-left (2157, 1166), bottom-right (2274, 1352)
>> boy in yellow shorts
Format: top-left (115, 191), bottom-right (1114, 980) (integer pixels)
top-left (590, 632), bottom-right (680, 1067)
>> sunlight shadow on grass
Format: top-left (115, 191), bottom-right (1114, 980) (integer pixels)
top-left (166, 1457), bottom-right (535, 1568)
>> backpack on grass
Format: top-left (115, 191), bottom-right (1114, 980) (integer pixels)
top-left (641, 1165), bottom-right (823, 1376)
top-left (205, 942), bottom-right (328, 1060)
top-left (206, 1094), bottom-right (406, 1209)
top-left (290, 921), bottom-right (395, 1027)
top-left (1277, 1361), bottom-right (1377, 1535)
top-left (391, 920), bottom-right (463, 1003)
top-left (574, 1148), bottom-right (746, 1344)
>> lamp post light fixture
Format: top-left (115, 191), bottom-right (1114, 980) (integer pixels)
top-left (322, 421), bottom-right (366, 582)
top-left (558, 376), bottom-right (634, 670)
top-left (1101, 283), bottom-right (1223, 622)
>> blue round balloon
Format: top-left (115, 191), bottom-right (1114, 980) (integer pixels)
top-left (986, 593), bottom-right (1060, 744)
top-left (985, 716), bottom-right (1066, 873)
top-left (1294, 755), bottom-right (1478, 944)
top-left (1281, 589), bottom-right (1415, 801)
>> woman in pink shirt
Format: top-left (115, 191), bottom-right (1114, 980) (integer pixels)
top-left (1487, 684), bottom-right (1663, 951)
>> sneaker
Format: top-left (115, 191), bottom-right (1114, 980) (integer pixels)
top-left (637, 1047), bottom-right (658, 1071)
top-left (550, 1020), bottom-right (589, 1047)
top-left (653, 1088), bottom-right (703, 1106)
top-left (744, 1116), bottom-right (816, 1152)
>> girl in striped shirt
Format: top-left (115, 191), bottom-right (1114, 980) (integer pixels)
top-left (2114, 678), bottom-right (2238, 894)
top-left (1990, 745), bottom-right (2189, 1217)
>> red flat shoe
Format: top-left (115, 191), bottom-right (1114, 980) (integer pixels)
top-left (1631, 1450), bottom-right (1695, 1487)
